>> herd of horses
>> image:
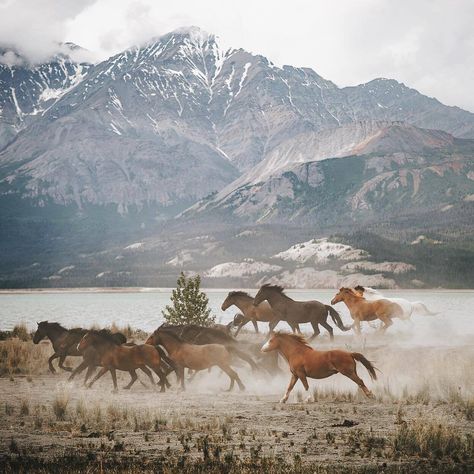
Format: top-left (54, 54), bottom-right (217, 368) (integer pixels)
top-left (32, 285), bottom-right (434, 403)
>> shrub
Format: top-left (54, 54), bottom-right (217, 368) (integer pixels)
top-left (162, 272), bottom-right (215, 327)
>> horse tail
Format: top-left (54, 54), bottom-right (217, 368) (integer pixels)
top-left (227, 346), bottom-right (259, 371)
top-left (412, 302), bottom-right (437, 316)
top-left (352, 353), bottom-right (377, 381)
top-left (326, 305), bottom-right (351, 331)
top-left (154, 345), bottom-right (177, 374)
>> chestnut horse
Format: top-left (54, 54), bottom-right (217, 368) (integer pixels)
top-left (77, 330), bottom-right (170, 392)
top-left (221, 291), bottom-right (280, 335)
top-left (253, 284), bottom-right (350, 339)
top-left (261, 333), bottom-right (377, 403)
top-left (145, 329), bottom-right (245, 391)
top-left (331, 287), bottom-right (403, 333)
top-left (33, 321), bottom-right (86, 373)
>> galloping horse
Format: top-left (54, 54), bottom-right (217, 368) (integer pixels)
top-left (353, 286), bottom-right (436, 318)
top-left (261, 333), bottom-right (377, 403)
top-left (78, 330), bottom-right (171, 392)
top-left (68, 331), bottom-right (127, 384)
top-left (151, 324), bottom-right (258, 371)
top-left (221, 291), bottom-right (280, 335)
top-left (33, 321), bottom-right (86, 373)
top-left (69, 332), bottom-right (175, 386)
top-left (253, 284), bottom-right (350, 339)
top-left (331, 288), bottom-right (403, 333)
top-left (145, 329), bottom-right (245, 392)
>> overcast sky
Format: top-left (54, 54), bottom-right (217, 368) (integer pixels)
top-left (1, 0), bottom-right (473, 111)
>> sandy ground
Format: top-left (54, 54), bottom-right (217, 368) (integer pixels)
top-left (0, 333), bottom-right (473, 472)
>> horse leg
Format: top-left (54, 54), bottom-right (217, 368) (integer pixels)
top-left (110, 368), bottom-right (118, 392)
top-left (340, 367), bottom-right (374, 399)
top-left (87, 367), bottom-right (108, 388)
top-left (296, 370), bottom-right (311, 402)
top-left (138, 366), bottom-right (154, 387)
top-left (124, 370), bottom-right (138, 390)
top-left (150, 366), bottom-right (168, 392)
top-left (84, 365), bottom-right (96, 386)
top-left (68, 360), bottom-right (88, 381)
top-left (280, 373), bottom-right (298, 404)
top-left (353, 319), bottom-right (361, 335)
top-left (58, 355), bottom-right (73, 372)
top-left (379, 316), bottom-right (393, 332)
top-left (319, 321), bottom-right (334, 340)
top-left (48, 353), bottom-right (59, 373)
top-left (177, 366), bottom-right (186, 391)
top-left (234, 320), bottom-right (247, 337)
top-left (251, 319), bottom-right (259, 334)
top-left (220, 364), bottom-right (245, 392)
top-left (268, 319), bottom-right (279, 335)
top-left (310, 322), bottom-right (321, 340)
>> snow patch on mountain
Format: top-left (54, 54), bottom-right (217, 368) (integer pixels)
top-left (274, 238), bottom-right (367, 264)
top-left (341, 261), bottom-right (415, 274)
top-left (259, 268), bottom-right (396, 289)
top-left (205, 259), bottom-right (282, 278)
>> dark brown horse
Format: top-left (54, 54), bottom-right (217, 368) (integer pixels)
top-left (221, 291), bottom-right (280, 335)
top-left (77, 330), bottom-right (170, 392)
top-left (33, 321), bottom-right (86, 373)
top-left (151, 324), bottom-right (258, 371)
top-left (261, 333), bottom-right (377, 403)
top-left (253, 285), bottom-right (350, 339)
top-left (146, 329), bottom-right (245, 391)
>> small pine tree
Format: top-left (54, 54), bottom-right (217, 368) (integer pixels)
top-left (162, 272), bottom-right (215, 327)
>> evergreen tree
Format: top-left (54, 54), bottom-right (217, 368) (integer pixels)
top-left (162, 272), bottom-right (215, 326)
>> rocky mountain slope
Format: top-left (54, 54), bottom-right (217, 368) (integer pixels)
top-left (189, 123), bottom-right (474, 225)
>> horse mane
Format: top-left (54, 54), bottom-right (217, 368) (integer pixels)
top-left (39, 321), bottom-right (68, 331)
top-left (275, 332), bottom-right (311, 347)
top-left (87, 329), bottom-right (126, 345)
top-left (228, 290), bottom-right (251, 298)
top-left (261, 284), bottom-right (291, 299)
top-left (354, 285), bottom-right (365, 292)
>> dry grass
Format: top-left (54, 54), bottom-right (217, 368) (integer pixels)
top-left (0, 338), bottom-right (50, 376)
top-left (392, 419), bottom-right (474, 461)
top-left (52, 387), bottom-right (70, 421)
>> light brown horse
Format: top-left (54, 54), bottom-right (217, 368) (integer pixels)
top-left (261, 333), bottom-right (377, 403)
top-left (221, 291), bottom-right (280, 335)
top-left (331, 288), bottom-right (403, 333)
top-left (77, 330), bottom-right (170, 392)
top-left (145, 329), bottom-right (245, 392)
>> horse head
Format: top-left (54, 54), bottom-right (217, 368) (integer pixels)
top-left (32, 321), bottom-right (48, 344)
top-left (331, 288), bottom-right (350, 305)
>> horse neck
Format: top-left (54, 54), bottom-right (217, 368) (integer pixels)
top-left (45, 325), bottom-right (67, 343)
top-left (159, 333), bottom-right (183, 355)
top-left (277, 338), bottom-right (309, 360)
top-left (233, 295), bottom-right (253, 312)
top-left (341, 294), bottom-right (359, 310)
top-left (265, 291), bottom-right (287, 310)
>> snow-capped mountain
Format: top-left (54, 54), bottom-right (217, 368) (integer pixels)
top-left (0, 43), bottom-right (91, 149)
top-left (2, 27), bottom-right (474, 214)
top-left (1, 26), bottom-right (474, 288)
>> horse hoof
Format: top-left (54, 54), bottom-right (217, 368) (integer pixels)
top-left (122, 386), bottom-right (131, 390)
top-left (239, 386), bottom-right (246, 392)
top-left (279, 398), bottom-right (288, 404)
top-left (111, 389), bottom-right (118, 394)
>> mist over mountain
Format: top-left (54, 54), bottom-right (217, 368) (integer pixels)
top-left (0, 27), bottom-right (473, 288)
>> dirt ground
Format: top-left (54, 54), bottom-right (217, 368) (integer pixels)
top-left (0, 334), bottom-right (473, 472)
